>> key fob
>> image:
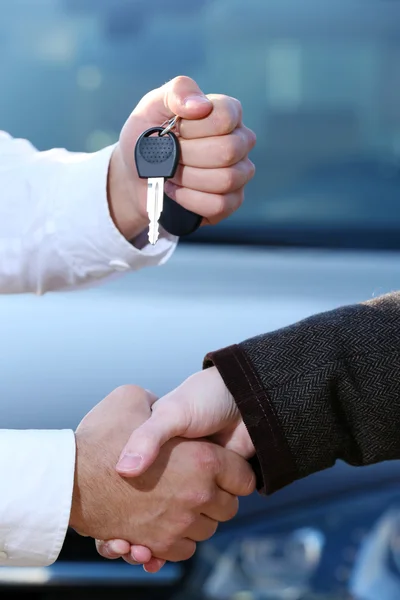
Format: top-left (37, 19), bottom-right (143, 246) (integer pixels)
top-left (135, 127), bottom-right (180, 179)
top-left (160, 195), bottom-right (203, 237)
top-left (134, 126), bottom-right (203, 238)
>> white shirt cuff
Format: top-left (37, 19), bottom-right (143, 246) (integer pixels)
top-left (0, 430), bottom-right (75, 566)
top-left (49, 145), bottom-right (178, 284)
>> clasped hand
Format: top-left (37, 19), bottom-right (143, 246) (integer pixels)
top-left (71, 368), bottom-right (255, 573)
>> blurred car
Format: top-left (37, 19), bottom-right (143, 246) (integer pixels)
top-left (2, 0), bottom-right (400, 599)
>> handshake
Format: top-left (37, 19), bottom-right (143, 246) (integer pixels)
top-left (71, 367), bottom-right (256, 573)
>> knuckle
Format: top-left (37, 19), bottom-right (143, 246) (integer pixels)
top-left (185, 487), bottom-right (214, 507)
top-left (97, 384), bottom-right (154, 435)
top-left (168, 542), bottom-right (197, 563)
top-left (170, 75), bottom-right (193, 89)
top-left (249, 129), bottom-right (257, 148)
top-left (247, 159), bottom-right (256, 180)
top-left (221, 161), bottom-right (254, 193)
top-left (221, 110), bottom-right (238, 135)
top-left (214, 100), bottom-right (240, 135)
top-left (200, 521), bottom-right (219, 541)
top-left (228, 190), bottom-right (245, 216)
top-left (244, 126), bottom-right (257, 150)
top-left (169, 75), bottom-right (193, 98)
top-left (206, 191), bottom-right (243, 225)
top-left (221, 497), bottom-right (239, 522)
top-left (221, 138), bottom-right (242, 166)
top-left (211, 521), bottom-right (219, 537)
top-left (220, 167), bottom-right (239, 193)
top-left (113, 384), bottom-right (140, 397)
top-left (233, 98), bottom-right (243, 121)
top-left (178, 511), bottom-right (197, 531)
top-left (155, 544), bottom-right (170, 558)
top-left (209, 194), bottom-right (227, 218)
top-left (195, 444), bottom-right (220, 474)
top-left (156, 536), bottom-right (176, 555)
top-left (182, 541), bottom-right (197, 561)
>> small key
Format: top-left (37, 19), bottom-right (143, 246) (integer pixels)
top-left (134, 126), bottom-right (180, 245)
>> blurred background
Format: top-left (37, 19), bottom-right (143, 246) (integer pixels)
top-left (2, 0), bottom-right (400, 244)
top-left (2, 1), bottom-right (400, 599)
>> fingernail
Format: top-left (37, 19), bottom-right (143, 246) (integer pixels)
top-left (108, 541), bottom-right (122, 554)
top-left (117, 453), bottom-right (143, 473)
top-left (183, 95), bottom-right (211, 109)
top-left (102, 543), bottom-right (115, 557)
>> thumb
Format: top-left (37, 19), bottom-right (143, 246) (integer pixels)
top-left (135, 75), bottom-right (213, 125)
top-left (115, 400), bottom-right (188, 477)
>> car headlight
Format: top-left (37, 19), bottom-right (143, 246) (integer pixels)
top-left (179, 484), bottom-right (400, 600)
top-left (202, 526), bottom-right (324, 600)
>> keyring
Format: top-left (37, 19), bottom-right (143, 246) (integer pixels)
top-left (159, 115), bottom-right (180, 136)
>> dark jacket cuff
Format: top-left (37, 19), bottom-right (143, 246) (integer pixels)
top-left (204, 344), bottom-right (297, 495)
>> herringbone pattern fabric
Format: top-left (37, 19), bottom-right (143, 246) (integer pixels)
top-left (240, 292), bottom-right (400, 479)
top-left (206, 292), bottom-right (400, 494)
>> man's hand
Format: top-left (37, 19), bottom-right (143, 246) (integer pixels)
top-left (71, 383), bottom-right (255, 568)
top-left (98, 368), bottom-right (255, 571)
top-left (107, 76), bottom-right (256, 240)
top-left (115, 367), bottom-right (255, 478)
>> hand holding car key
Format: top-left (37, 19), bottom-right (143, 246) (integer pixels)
top-left (98, 75), bottom-right (257, 571)
top-left (135, 115), bottom-right (202, 244)
top-left (112, 76), bottom-right (256, 247)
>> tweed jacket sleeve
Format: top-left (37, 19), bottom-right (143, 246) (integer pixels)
top-left (204, 292), bottom-right (400, 495)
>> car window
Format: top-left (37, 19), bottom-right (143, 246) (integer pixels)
top-left (1, 0), bottom-right (400, 248)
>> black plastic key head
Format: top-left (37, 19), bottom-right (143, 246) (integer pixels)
top-left (134, 124), bottom-right (203, 237)
top-left (135, 127), bottom-right (180, 179)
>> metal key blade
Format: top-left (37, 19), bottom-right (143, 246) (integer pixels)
top-left (147, 177), bottom-right (164, 245)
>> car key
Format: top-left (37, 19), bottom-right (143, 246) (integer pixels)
top-left (135, 126), bottom-right (179, 244)
top-left (134, 122), bottom-right (203, 244)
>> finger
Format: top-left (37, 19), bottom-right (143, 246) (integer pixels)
top-left (144, 390), bottom-right (158, 406)
top-left (96, 540), bottom-right (155, 566)
top-left (143, 558), bottom-right (167, 573)
top-left (129, 545), bottom-right (153, 564)
top-left (172, 159), bottom-right (255, 195)
top-left (116, 400), bottom-right (188, 476)
top-left (179, 94), bottom-right (243, 139)
top-left (202, 489), bottom-right (239, 523)
top-left (81, 386), bottom-right (157, 437)
top-left (96, 539), bottom-right (131, 559)
top-left (152, 539), bottom-right (197, 563)
top-left (163, 76), bottom-right (213, 120)
top-left (179, 127), bottom-right (256, 168)
top-left (185, 516), bottom-right (219, 543)
top-left (121, 555), bottom-right (142, 566)
top-left (212, 420), bottom-right (256, 460)
top-left (162, 185), bottom-right (245, 225)
top-left (216, 449), bottom-right (256, 497)
top-left (135, 75), bottom-right (212, 124)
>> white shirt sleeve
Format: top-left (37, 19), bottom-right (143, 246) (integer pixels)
top-left (0, 132), bottom-right (178, 294)
top-left (0, 430), bottom-right (75, 566)
top-left (0, 133), bottom-right (178, 566)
